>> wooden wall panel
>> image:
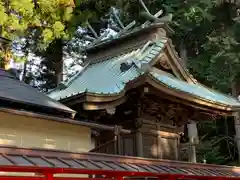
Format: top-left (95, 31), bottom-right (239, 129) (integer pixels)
top-left (142, 134), bottom-right (158, 158)
top-left (141, 130), bottom-right (178, 160)
top-left (122, 134), bottom-right (136, 156)
top-left (160, 137), bottom-right (178, 160)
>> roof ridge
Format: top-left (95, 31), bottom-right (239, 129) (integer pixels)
top-left (84, 23), bottom-right (172, 53)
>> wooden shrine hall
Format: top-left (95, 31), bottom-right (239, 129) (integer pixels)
top-left (2, 1), bottom-right (240, 180)
top-left (49, 18), bottom-right (240, 160)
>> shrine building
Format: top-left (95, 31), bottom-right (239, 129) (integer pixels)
top-left (1, 5), bottom-right (240, 180)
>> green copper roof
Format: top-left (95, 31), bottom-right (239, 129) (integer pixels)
top-left (49, 39), bottom-right (166, 100)
top-left (48, 38), bottom-right (240, 108)
top-left (150, 70), bottom-right (240, 107)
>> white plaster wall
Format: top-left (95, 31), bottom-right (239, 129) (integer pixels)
top-left (0, 111), bottom-right (92, 153)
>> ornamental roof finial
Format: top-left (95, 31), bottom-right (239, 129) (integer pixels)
top-left (138, 0), bottom-right (172, 27)
top-left (83, 0), bottom-right (173, 49)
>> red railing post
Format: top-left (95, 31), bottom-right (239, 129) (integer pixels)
top-left (45, 173), bottom-right (54, 180)
top-left (160, 176), bottom-right (175, 180)
top-left (115, 175), bottom-right (124, 180)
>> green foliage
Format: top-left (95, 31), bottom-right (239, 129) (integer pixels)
top-left (185, 3), bottom-right (240, 94)
top-left (0, 0), bottom-right (77, 67)
top-left (197, 139), bottom-right (228, 164)
top-left (196, 117), bottom-right (238, 164)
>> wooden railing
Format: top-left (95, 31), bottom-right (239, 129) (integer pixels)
top-left (91, 126), bottom-right (124, 155)
top-left (90, 139), bottom-right (116, 154)
top-left (91, 140), bottom-right (190, 162)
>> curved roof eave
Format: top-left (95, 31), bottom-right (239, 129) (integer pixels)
top-left (146, 73), bottom-right (239, 113)
top-left (59, 73), bottom-right (240, 114)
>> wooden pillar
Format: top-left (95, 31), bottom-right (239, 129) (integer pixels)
top-left (234, 112), bottom-right (240, 163)
top-left (114, 125), bottom-right (122, 155)
top-left (136, 130), bottom-right (143, 157)
top-left (157, 123), bottom-right (162, 159)
top-left (187, 120), bottom-right (198, 163)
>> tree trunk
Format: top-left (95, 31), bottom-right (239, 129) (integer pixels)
top-left (54, 39), bottom-right (63, 85)
top-left (35, 38), bottom-right (64, 92)
top-left (22, 39), bottom-right (30, 82)
top-left (22, 60), bottom-right (28, 82)
top-left (179, 42), bottom-right (188, 68)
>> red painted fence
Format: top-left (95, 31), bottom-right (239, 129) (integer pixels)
top-left (0, 165), bottom-right (239, 180)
